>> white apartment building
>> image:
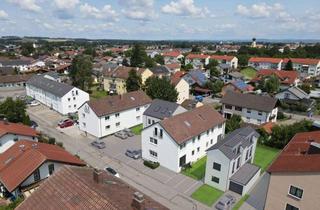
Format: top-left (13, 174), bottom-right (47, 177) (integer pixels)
top-left (248, 57), bottom-right (283, 70)
top-left (221, 91), bottom-right (278, 125)
top-left (142, 105), bottom-right (225, 172)
top-left (26, 75), bottom-right (89, 115)
top-left (288, 58), bottom-right (320, 76)
top-left (205, 127), bottom-right (260, 195)
top-left (78, 91), bottom-right (152, 138)
top-left (185, 54), bottom-right (210, 69)
top-left (210, 55), bottom-right (239, 69)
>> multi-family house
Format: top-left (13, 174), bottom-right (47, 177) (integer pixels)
top-left (185, 54), bottom-right (210, 69)
top-left (150, 66), bottom-right (171, 78)
top-left (0, 121), bottom-right (38, 153)
top-left (142, 99), bottom-right (187, 128)
top-left (141, 105), bottom-right (225, 172)
top-left (265, 131), bottom-right (320, 210)
top-left (78, 91), bottom-right (152, 138)
top-left (221, 91), bottom-right (278, 125)
top-left (26, 75), bottom-right (89, 115)
top-left (284, 58), bottom-right (320, 76)
top-left (248, 57), bottom-right (283, 70)
top-left (210, 55), bottom-right (238, 69)
top-left (0, 74), bottom-right (32, 90)
top-left (221, 80), bottom-right (254, 96)
top-left (205, 127), bottom-right (260, 195)
top-left (162, 51), bottom-right (183, 64)
top-left (171, 71), bottom-right (190, 104)
top-left (0, 140), bottom-right (85, 198)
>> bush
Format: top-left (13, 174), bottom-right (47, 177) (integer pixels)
top-left (143, 160), bottom-right (160, 169)
top-left (277, 111), bottom-right (285, 120)
top-left (56, 142), bottom-right (64, 148)
top-left (48, 137), bottom-right (56, 145)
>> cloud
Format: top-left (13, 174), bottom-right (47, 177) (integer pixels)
top-left (54, 0), bottom-right (79, 10)
top-left (0, 10), bottom-right (9, 20)
top-left (236, 3), bottom-right (282, 18)
top-left (79, 3), bottom-right (118, 21)
top-left (119, 0), bottom-right (157, 21)
top-left (6, 0), bottom-right (41, 12)
top-left (162, 0), bottom-right (210, 18)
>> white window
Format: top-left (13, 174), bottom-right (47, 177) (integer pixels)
top-left (105, 116), bottom-right (110, 120)
top-left (116, 122), bottom-right (120, 127)
top-left (149, 150), bottom-right (157, 158)
top-left (115, 113), bottom-right (120, 117)
top-left (258, 111), bottom-right (262, 116)
top-left (288, 185), bottom-right (303, 199)
top-left (150, 137), bottom-right (158, 145)
top-left (136, 107), bottom-right (140, 111)
top-left (105, 125), bottom-right (110, 130)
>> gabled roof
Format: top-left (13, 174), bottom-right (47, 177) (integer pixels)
top-left (162, 51), bottom-right (181, 57)
top-left (268, 131), bottom-right (320, 173)
top-left (0, 121), bottom-right (38, 138)
top-left (104, 66), bottom-right (146, 80)
top-left (210, 55), bottom-right (236, 61)
top-left (171, 71), bottom-right (186, 86)
top-left (284, 58), bottom-right (320, 65)
top-left (0, 141), bottom-right (85, 192)
top-left (221, 91), bottom-right (277, 112)
top-left (165, 63), bottom-right (181, 70)
top-left (160, 105), bottom-right (225, 144)
top-left (87, 91), bottom-right (152, 117)
top-left (278, 86), bottom-right (309, 100)
top-left (16, 166), bottom-right (168, 210)
top-left (183, 70), bottom-right (207, 87)
top-left (143, 99), bottom-right (184, 120)
top-left (230, 80), bottom-right (254, 92)
top-left (207, 127), bottom-right (259, 160)
top-left (0, 74), bottom-right (33, 84)
top-left (249, 57), bottom-right (283, 64)
top-left (186, 54), bottom-right (210, 59)
top-left (251, 69), bottom-right (299, 85)
top-left (27, 75), bottom-right (74, 97)
top-left (150, 66), bottom-right (171, 75)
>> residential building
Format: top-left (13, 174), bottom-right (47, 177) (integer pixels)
top-left (221, 71), bottom-right (244, 83)
top-left (78, 91), bottom-right (152, 138)
top-left (162, 51), bottom-right (183, 64)
top-left (265, 131), bottom-right (320, 210)
top-left (181, 99), bottom-right (203, 111)
top-left (210, 55), bottom-right (238, 69)
top-left (185, 54), bottom-right (210, 69)
top-left (171, 71), bottom-right (190, 104)
top-left (251, 69), bottom-right (299, 89)
top-left (143, 99), bottom-right (187, 128)
top-left (221, 91), bottom-right (278, 125)
top-left (0, 74), bottom-right (32, 90)
top-left (248, 57), bottom-right (283, 70)
top-left (0, 121), bottom-right (38, 153)
top-left (26, 75), bottom-right (89, 115)
top-left (0, 141), bottom-right (84, 198)
top-left (284, 58), bottom-right (320, 76)
top-left (16, 166), bottom-right (168, 210)
top-left (142, 105), bottom-right (225, 172)
top-left (183, 70), bottom-right (211, 95)
top-left (0, 58), bottom-right (34, 72)
top-left (150, 65), bottom-right (171, 78)
top-left (165, 63), bottom-right (181, 73)
top-left (103, 66), bottom-right (153, 95)
top-left (205, 127), bottom-right (260, 195)
top-left (221, 80), bottom-right (254, 96)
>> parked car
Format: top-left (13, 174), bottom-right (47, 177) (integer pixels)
top-left (114, 130), bottom-right (128, 139)
top-left (105, 167), bottom-right (120, 178)
top-left (215, 194), bottom-right (236, 210)
top-left (123, 128), bottom-right (134, 137)
top-left (30, 100), bottom-right (40, 106)
top-left (91, 140), bottom-right (106, 149)
top-left (125, 149), bottom-right (142, 159)
top-left (195, 95), bottom-right (204, 102)
top-left (30, 120), bottom-right (38, 129)
top-left (58, 119), bottom-right (74, 128)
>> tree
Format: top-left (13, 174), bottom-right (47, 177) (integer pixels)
top-left (299, 83), bottom-right (312, 94)
top-left (237, 54), bottom-right (250, 67)
top-left (103, 51), bottom-right (113, 56)
top-left (263, 75), bottom-right (280, 93)
top-left (144, 77), bottom-right (178, 102)
top-left (0, 97), bottom-right (31, 125)
top-left (284, 59), bottom-right (293, 70)
top-left (126, 69), bottom-right (142, 92)
top-left (83, 47), bottom-right (96, 57)
top-left (122, 58), bottom-right (129, 66)
top-left (191, 46), bottom-right (201, 53)
top-left (154, 54), bottom-right (164, 65)
top-left (183, 63), bottom-right (193, 71)
top-left (144, 56), bottom-right (156, 68)
top-left (206, 59), bottom-right (220, 77)
top-left (21, 42), bottom-right (35, 56)
top-left (130, 44), bottom-right (147, 67)
top-left (206, 80), bottom-right (224, 94)
top-left (70, 55), bottom-right (93, 91)
top-left (225, 115), bottom-right (242, 133)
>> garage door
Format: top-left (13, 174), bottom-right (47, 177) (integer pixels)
top-left (229, 181), bottom-right (243, 195)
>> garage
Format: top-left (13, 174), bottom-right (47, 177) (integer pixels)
top-left (229, 181), bottom-right (243, 195)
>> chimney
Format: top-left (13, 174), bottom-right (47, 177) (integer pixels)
top-left (93, 169), bottom-right (103, 184)
top-left (132, 192), bottom-right (145, 210)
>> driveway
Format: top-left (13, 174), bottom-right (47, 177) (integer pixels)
top-left (27, 105), bottom-right (209, 210)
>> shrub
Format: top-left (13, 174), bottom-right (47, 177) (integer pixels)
top-left (277, 111), bottom-right (285, 120)
top-left (56, 142), bottom-right (64, 148)
top-left (143, 160), bottom-right (160, 169)
top-left (48, 137), bottom-right (56, 145)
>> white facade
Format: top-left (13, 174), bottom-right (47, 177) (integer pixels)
top-left (164, 55), bottom-right (184, 64)
top-left (78, 103), bottom-right (151, 138)
top-left (26, 85), bottom-right (89, 115)
top-left (0, 134), bottom-right (37, 153)
top-left (141, 122), bottom-right (225, 172)
top-left (175, 79), bottom-right (190, 104)
top-left (292, 62), bottom-right (320, 76)
top-left (185, 56), bottom-right (210, 69)
top-left (248, 61), bottom-right (282, 70)
top-left (222, 104), bottom-right (278, 125)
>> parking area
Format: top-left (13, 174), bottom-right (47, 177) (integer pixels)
top-left (0, 88), bottom-right (26, 102)
top-left (27, 104), bottom-right (63, 127)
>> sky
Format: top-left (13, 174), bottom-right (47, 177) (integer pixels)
top-left (0, 0), bottom-right (319, 40)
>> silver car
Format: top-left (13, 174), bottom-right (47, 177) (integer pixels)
top-left (215, 194), bottom-right (236, 210)
top-left (123, 128), bottom-right (134, 137)
top-left (125, 149), bottom-right (142, 159)
top-left (114, 130), bottom-right (128, 139)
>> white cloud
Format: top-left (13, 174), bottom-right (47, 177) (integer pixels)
top-left (54, 0), bottom-right (79, 10)
top-left (6, 0), bottom-right (41, 12)
top-left (119, 0), bottom-right (157, 21)
top-left (0, 10), bottom-right (9, 20)
top-left (79, 3), bottom-right (118, 20)
top-left (236, 3), bottom-right (282, 18)
top-left (162, 0), bottom-right (210, 18)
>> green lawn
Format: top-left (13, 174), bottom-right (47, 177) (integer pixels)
top-left (182, 156), bottom-right (206, 180)
top-left (240, 67), bottom-right (257, 79)
top-left (254, 145), bottom-right (280, 172)
top-left (90, 87), bottom-right (108, 99)
top-left (131, 124), bottom-right (143, 135)
top-left (192, 184), bottom-right (223, 207)
top-left (232, 194), bottom-right (249, 210)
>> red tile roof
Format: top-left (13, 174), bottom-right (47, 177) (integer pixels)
top-left (268, 131), bottom-right (320, 173)
top-left (251, 69), bottom-right (299, 85)
top-left (186, 54), bottom-right (210, 59)
top-left (171, 71), bottom-right (186, 86)
top-left (0, 141), bottom-right (85, 192)
top-left (249, 57), bottom-right (283, 64)
top-left (285, 58), bottom-right (320, 65)
top-left (162, 51), bottom-right (181, 57)
top-left (17, 166), bottom-right (168, 210)
top-left (0, 121), bottom-right (38, 138)
top-left (210, 55), bottom-right (235, 61)
top-left (165, 63), bottom-right (181, 70)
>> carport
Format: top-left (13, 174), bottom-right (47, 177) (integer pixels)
top-left (229, 163), bottom-right (260, 196)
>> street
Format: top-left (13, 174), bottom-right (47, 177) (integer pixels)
top-left (27, 105), bottom-right (210, 210)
